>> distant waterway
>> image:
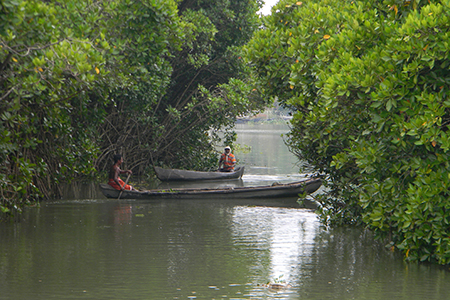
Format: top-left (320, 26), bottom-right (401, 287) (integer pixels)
top-left (1, 123), bottom-right (449, 300)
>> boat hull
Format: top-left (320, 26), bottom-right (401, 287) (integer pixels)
top-left (154, 166), bottom-right (244, 181)
top-left (99, 178), bottom-right (322, 200)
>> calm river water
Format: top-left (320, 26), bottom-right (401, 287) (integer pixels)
top-left (1, 123), bottom-right (450, 300)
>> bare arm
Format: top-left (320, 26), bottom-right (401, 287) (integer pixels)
top-left (113, 166), bottom-right (123, 190)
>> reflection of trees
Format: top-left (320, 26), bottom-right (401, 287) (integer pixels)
top-left (150, 201), bottom-right (255, 290)
top-left (4, 201), bottom-right (450, 299)
top-left (297, 227), bottom-right (449, 299)
top-left (301, 228), bottom-right (390, 293)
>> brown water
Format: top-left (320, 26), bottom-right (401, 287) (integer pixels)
top-left (1, 123), bottom-right (450, 300)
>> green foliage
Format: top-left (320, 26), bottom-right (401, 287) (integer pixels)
top-left (1, 0), bottom-right (269, 217)
top-left (1, 0), bottom-right (106, 215)
top-left (245, 0), bottom-right (450, 264)
top-left (94, 0), bottom-right (268, 171)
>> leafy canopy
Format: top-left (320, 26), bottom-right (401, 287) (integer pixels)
top-left (1, 0), bottom-right (267, 217)
top-left (244, 0), bottom-right (450, 264)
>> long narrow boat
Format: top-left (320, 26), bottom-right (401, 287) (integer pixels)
top-left (154, 166), bottom-right (245, 181)
top-left (99, 177), bottom-right (321, 200)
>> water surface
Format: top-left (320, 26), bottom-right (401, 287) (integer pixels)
top-left (1, 123), bottom-right (449, 300)
top-left (2, 199), bottom-right (449, 300)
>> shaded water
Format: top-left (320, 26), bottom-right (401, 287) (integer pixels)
top-left (1, 123), bottom-right (450, 300)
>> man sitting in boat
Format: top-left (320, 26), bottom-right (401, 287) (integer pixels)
top-left (108, 154), bottom-right (136, 191)
top-left (218, 146), bottom-right (236, 172)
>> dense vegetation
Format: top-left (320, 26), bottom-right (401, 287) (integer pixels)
top-left (0, 0), bottom-right (267, 216)
top-left (245, 0), bottom-right (450, 264)
top-left (5, 0), bottom-right (449, 266)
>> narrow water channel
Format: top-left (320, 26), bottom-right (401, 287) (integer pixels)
top-left (1, 123), bottom-right (449, 300)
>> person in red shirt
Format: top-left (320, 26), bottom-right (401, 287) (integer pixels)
top-left (108, 154), bottom-right (136, 191)
top-left (218, 146), bottom-right (236, 172)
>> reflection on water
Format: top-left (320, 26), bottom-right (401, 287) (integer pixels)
top-left (2, 124), bottom-right (450, 300)
top-left (231, 206), bottom-right (318, 295)
top-left (1, 199), bottom-right (450, 300)
top-left (235, 123), bottom-right (309, 179)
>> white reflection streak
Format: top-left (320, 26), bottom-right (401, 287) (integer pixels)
top-left (231, 206), bottom-right (319, 285)
top-left (269, 210), bottom-right (317, 283)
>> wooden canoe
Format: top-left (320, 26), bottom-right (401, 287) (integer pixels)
top-left (154, 166), bottom-right (245, 181)
top-left (98, 177), bottom-right (321, 200)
